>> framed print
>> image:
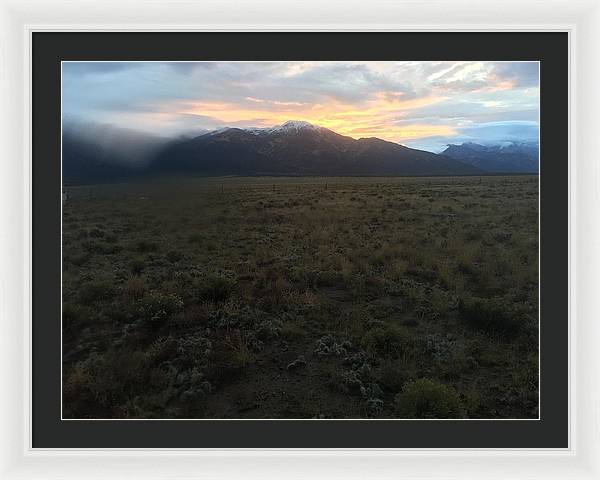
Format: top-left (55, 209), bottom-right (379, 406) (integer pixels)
top-left (31, 31), bottom-right (566, 449)
top-left (1, 0), bottom-right (599, 478)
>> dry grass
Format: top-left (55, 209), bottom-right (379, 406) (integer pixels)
top-left (62, 175), bottom-right (539, 419)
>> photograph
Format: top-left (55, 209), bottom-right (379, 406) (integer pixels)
top-left (60, 60), bottom-right (540, 420)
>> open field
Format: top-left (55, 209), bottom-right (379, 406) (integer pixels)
top-left (62, 175), bottom-right (539, 419)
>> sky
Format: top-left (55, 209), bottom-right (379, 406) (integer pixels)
top-left (62, 61), bottom-right (539, 153)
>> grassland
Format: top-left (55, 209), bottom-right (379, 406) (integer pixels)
top-left (62, 175), bottom-right (539, 419)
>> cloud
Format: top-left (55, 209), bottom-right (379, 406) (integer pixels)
top-left (62, 62), bottom-right (137, 76)
top-left (492, 62), bottom-right (539, 88)
top-left (62, 61), bottom-right (539, 149)
top-left (404, 120), bottom-right (539, 153)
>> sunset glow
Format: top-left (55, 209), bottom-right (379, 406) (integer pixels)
top-left (62, 61), bottom-right (539, 152)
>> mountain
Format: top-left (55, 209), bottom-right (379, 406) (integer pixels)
top-left (151, 120), bottom-right (482, 177)
top-left (441, 142), bottom-right (539, 173)
top-left (62, 120), bottom-right (492, 183)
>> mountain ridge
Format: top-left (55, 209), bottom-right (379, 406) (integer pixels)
top-left (441, 141), bottom-right (539, 173)
top-left (62, 120), bottom-right (539, 184)
top-left (152, 121), bottom-right (482, 178)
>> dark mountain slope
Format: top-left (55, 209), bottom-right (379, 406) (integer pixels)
top-left (441, 142), bottom-right (539, 173)
top-left (153, 121), bottom-right (482, 177)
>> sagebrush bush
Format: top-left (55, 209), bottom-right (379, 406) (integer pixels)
top-left (280, 320), bottom-right (307, 340)
top-left (124, 276), bottom-right (147, 300)
top-left (129, 257), bottom-right (145, 275)
top-left (376, 359), bottom-right (408, 393)
top-left (138, 292), bottom-right (184, 330)
top-left (62, 303), bottom-right (92, 331)
top-left (135, 239), bottom-right (159, 253)
top-left (166, 250), bottom-right (183, 263)
top-left (176, 333), bottom-right (212, 369)
top-left (78, 279), bottom-right (115, 304)
top-left (146, 336), bottom-right (179, 365)
top-left (188, 233), bottom-right (202, 244)
top-left (82, 240), bottom-right (121, 255)
top-left (197, 275), bottom-right (236, 303)
top-left (394, 378), bottom-right (463, 418)
top-left (362, 324), bottom-right (416, 358)
top-left (458, 297), bottom-right (521, 337)
top-left (210, 331), bottom-right (255, 380)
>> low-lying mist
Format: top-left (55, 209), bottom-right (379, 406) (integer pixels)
top-left (63, 120), bottom-right (173, 168)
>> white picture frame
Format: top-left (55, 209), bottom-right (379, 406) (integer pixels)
top-left (0, 0), bottom-right (597, 478)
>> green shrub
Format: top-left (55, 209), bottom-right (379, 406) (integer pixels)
top-left (280, 320), bottom-right (307, 340)
top-left (197, 275), bottom-right (235, 303)
top-left (124, 276), bottom-right (147, 300)
top-left (458, 297), bottom-right (521, 337)
top-left (188, 233), bottom-right (202, 244)
top-left (78, 279), bottom-right (115, 304)
top-left (89, 227), bottom-right (105, 238)
top-left (129, 257), bottom-right (145, 275)
top-left (362, 324), bottom-right (417, 358)
top-left (82, 240), bottom-right (121, 255)
top-left (395, 378), bottom-right (463, 418)
top-left (138, 292), bottom-right (184, 330)
top-left (210, 331), bottom-right (255, 380)
top-left (63, 349), bottom-right (160, 417)
top-left (69, 252), bottom-right (90, 267)
top-left (176, 333), bottom-right (212, 369)
top-left (166, 250), bottom-right (183, 263)
top-left (376, 359), bottom-right (408, 393)
top-left (146, 336), bottom-right (179, 365)
top-left (63, 303), bottom-right (92, 331)
top-left (135, 240), bottom-right (159, 253)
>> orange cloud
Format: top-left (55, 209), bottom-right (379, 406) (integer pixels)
top-left (177, 93), bottom-right (451, 143)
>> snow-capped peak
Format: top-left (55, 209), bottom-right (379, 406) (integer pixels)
top-left (205, 120), bottom-right (323, 137)
top-left (267, 120), bottom-right (322, 133)
top-left (205, 126), bottom-right (233, 136)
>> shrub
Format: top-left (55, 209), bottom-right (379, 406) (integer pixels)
top-left (135, 239), bottom-right (159, 253)
top-left (394, 378), bottom-right (463, 418)
top-left (211, 331), bottom-right (254, 379)
top-left (280, 321), bottom-right (307, 340)
top-left (129, 257), bottom-right (145, 275)
top-left (405, 266), bottom-right (438, 284)
top-left (78, 279), bottom-right (115, 304)
top-left (145, 336), bottom-right (179, 364)
top-left (314, 334), bottom-right (351, 357)
top-left (63, 365), bottom-right (95, 414)
top-left (254, 317), bottom-right (283, 341)
top-left (69, 252), bottom-right (90, 267)
top-left (376, 359), bottom-right (408, 393)
top-left (458, 297), bottom-right (521, 337)
top-left (362, 324), bottom-right (416, 358)
top-left (166, 250), bottom-right (183, 263)
top-left (82, 240), bottom-right (121, 255)
top-left (197, 275), bottom-right (236, 303)
top-left (62, 303), bottom-right (92, 331)
top-left (124, 276), bottom-right (147, 300)
top-left (89, 227), bottom-right (105, 238)
top-left (176, 334), bottom-right (212, 369)
top-left (188, 233), bottom-right (202, 244)
top-left (63, 350), bottom-right (151, 417)
top-left (179, 368), bottom-right (212, 405)
top-left (138, 292), bottom-right (184, 330)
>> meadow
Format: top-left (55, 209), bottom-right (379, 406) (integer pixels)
top-left (62, 175), bottom-right (539, 419)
